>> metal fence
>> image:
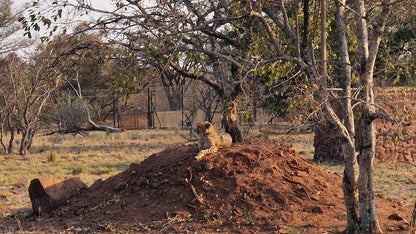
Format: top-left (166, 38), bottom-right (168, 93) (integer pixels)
top-left (99, 83), bottom-right (274, 130)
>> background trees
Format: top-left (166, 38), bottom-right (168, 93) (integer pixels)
top-left (1, 0), bottom-right (38, 56)
top-left (36, 30), bottom-right (153, 134)
top-left (0, 0), bottom-right (28, 53)
top-left (376, 6), bottom-right (416, 86)
top-left (0, 52), bottom-right (61, 155)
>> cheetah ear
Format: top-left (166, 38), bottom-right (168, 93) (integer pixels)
top-left (205, 122), bottom-right (211, 128)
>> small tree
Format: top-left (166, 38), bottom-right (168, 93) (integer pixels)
top-left (0, 52), bottom-right (61, 155)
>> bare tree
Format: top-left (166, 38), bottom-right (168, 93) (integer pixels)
top-left (48, 72), bottom-right (124, 135)
top-left (0, 52), bottom-right (61, 155)
top-left (0, 54), bottom-right (18, 154)
top-left (38, 33), bottom-right (148, 134)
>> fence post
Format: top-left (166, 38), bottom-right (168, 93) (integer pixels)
top-left (113, 90), bottom-right (117, 127)
top-left (147, 87), bottom-right (154, 128)
top-left (181, 85), bottom-right (184, 126)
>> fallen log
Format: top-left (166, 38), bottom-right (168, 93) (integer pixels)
top-left (28, 176), bottom-right (87, 215)
top-left (88, 118), bottom-right (125, 133)
top-left (44, 119), bottom-right (124, 136)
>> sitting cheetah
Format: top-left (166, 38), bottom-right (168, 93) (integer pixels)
top-left (194, 121), bottom-right (232, 160)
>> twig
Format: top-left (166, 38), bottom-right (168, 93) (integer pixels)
top-left (185, 167), bottom-right (204, 204)
top-left (411, 201), bottom-right (416, 230)
top-left (283, 176), bottom-right (312, 201)
top-left (14, 215), bottom-right (22, 231)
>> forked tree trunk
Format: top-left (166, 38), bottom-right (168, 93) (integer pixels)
top-left (19, 126), bottom-right (36, 155)
top-left (354, 0), bottom-right (393, 232)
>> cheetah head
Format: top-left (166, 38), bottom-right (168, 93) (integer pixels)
top-left (195, 121), bottom-right (212, 135)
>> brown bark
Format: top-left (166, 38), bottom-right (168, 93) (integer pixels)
top-left (222, 101), bottom-right (242, 143)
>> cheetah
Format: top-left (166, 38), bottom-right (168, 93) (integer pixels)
top-left (194, 121), bottom-right (232, 160)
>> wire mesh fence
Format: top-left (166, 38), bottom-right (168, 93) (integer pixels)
top-left (103, 83), bottom-right (274, 130)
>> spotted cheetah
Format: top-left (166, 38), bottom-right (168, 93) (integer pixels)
top-left (194, 121), bottom-right (232, 160)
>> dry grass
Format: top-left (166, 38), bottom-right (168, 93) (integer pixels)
top-left (373, 162), bottom-right (416, 202)
top-left (0, 128), bottom-right (190, 211)
top-left (0, 127), bottom-right (415, 217)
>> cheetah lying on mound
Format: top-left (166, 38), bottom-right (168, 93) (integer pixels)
top-left (194, 121), bottom-right (232, 160)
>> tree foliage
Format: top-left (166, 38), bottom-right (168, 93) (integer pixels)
top-left (0, 0), bottom-right (32, 53)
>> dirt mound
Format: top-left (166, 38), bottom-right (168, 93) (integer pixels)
top-left (15, 142), bottom-right (412, 232)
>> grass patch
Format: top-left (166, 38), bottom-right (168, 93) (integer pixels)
top-left (0, 129), bottom-right (189, 210)
top-left (373, 162), bottom-right (416, 201)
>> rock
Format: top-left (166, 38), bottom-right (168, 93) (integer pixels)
top-left (150, 182), bottom-right (160, 188)
top-left (114, 181), bottom-right (126, 191)
top-left (311, 206), bottom-right (323, 213)
top-left (135, 178), bottom-right (146, 186)
top-left (388, 213), bottom-right (404, 221)
top-left (28, 176), bottom-right (87, 215)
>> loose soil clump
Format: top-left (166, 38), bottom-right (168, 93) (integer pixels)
top-left (3, 141), bottom-right (412, 233)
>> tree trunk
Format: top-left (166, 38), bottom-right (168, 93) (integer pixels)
top-left (20, 127), bottom-right (30, 155)
top-left (359, 73), bottom-right (381, 233)
top-left (0, 119), bottom-right (6, 154)
top-left (222, 101), bottom-right (242, 143)
top-left (18, 124), bottom-right (37, 155)
top-left (358, 133), bottom-right (381, 232)
top-left (163, 85), bottom-right (183, 111)
top-left (342, 143), bottom-right (360, 231)
top-left (354, 0), bottom-right (392, 231)
top-left (335, 0), bottom-right (361, 230)
top-left (7, 115), bottom-right (14, 154)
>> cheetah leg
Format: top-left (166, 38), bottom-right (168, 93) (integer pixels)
top-left (195, 148), bottom-right (216, 160)
top-left (185, 141), bottom-right (198, 147)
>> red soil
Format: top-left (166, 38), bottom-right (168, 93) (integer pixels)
top-left (1, 141), bottom-right (413, 233)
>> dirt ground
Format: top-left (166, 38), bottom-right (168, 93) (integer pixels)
top-left (0, 141), bottom-right (413, 233)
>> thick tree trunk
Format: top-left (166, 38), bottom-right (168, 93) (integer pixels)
top-left (18, 124), bottom-right (37, 155)
top-left (88, 118), bottom-right (124, 132)
top-left (359, 75), bottom-right (381, 233)
top-left (8, 128), bottom-right (14, 154)
top-left (358, 134), bottom-right (381, 232)
top-left (29, 176), bottom-right (87, 215)
top-left (222, 101), bottom-right (242, 143)
top-left (354, 0), bottom-right (392, 231)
